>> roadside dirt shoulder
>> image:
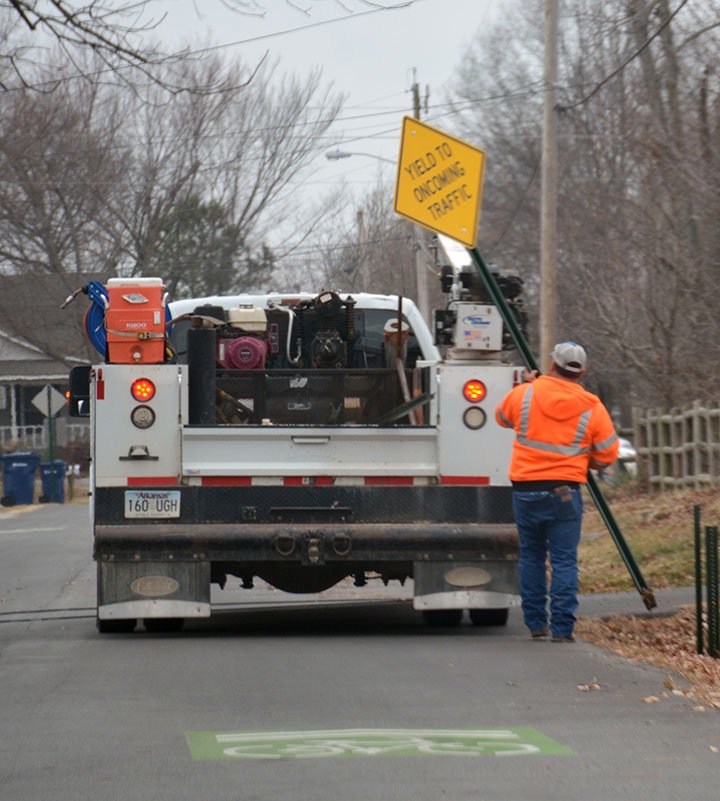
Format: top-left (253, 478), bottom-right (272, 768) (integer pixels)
top-left (576, 606), bottom-right (720, 711)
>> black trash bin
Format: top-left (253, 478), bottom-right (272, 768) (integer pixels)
top-left (1, 452), bottom-right (40, 506)
top-left (39, 460), bottom-right (66, 504)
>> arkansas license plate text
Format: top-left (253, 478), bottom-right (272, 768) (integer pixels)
top-left (125, 490), bottom-right (180, 518)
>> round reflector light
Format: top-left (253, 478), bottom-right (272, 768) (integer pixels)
top-left (463, 379), bottom-right (487, 403)
top-left (463, 406), bottom-right (487, 430)
top-left (131, 405), bottom-right (156, 429)
top-left (131, 378), bottom-right (156, 402)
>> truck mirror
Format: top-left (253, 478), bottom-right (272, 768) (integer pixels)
top-left (68, 365), bottom-right (91, 417)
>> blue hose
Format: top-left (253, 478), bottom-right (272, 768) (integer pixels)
top-left (83, 281), bottom-right (110, 358)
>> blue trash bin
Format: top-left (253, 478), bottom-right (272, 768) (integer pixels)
top-left (1, 452), bottom-right (40, 506)
top-left (40, 460), bottom-right (66, 504)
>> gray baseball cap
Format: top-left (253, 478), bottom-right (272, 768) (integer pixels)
top-left (550, 341), bottom-right (587, 373)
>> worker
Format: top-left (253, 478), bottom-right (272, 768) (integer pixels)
top-left (496, 342), bottom-right (619, 642)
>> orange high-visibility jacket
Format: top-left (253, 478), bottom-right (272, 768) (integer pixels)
top-left (496, 375), bottom-right (619, 483)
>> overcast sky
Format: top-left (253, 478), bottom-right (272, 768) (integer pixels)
top-left (151, 0), bottom-right (505, 188)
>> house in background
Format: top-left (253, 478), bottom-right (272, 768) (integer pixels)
top-left (0, 273), bottom-right (105, 452)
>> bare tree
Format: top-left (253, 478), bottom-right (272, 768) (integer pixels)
top-left (0, 2), bottom-right (269, 93)
top-left (217, 0), bottom-right (416, 16)
top-left (102, 55), bottom-right (344, 296)
top-left (448, 0), bottom-right (720, 410)
top-left (554, 0), bottom-right (720, 406)
top-left (287, 177), bottom-right (425, 302)
top-left (0, 0), bottom-right (420, 92)
top-left (0, 47), bottom-right (344, 361)
top-left (0, 77), bottom-right (126, 358)
top-left (0, 79), bottom-right (123, 276)
top-left (0, 2), bottom-right (169, 90)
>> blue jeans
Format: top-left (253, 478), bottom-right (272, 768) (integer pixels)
top-left (512, 487), bottom-right (584, 637)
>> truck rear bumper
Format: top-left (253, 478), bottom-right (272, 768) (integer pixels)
top-left (94, 529), bottom-right (520, 617)
top-left (94, 522), bottom-right (518, 563)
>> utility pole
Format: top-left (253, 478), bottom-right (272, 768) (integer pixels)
top-left (356, 209), bottom-right (366, 283)
top-left (540, 0), bottom-right (559, 373)
top-left (411, 70), bottom-right (431, 324)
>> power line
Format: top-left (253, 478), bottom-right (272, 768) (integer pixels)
top-left (9, 2), bottom-right (420, 92)
top-left (0, 81), bottom-right (551, 169)
top-left (177, 3), bottom-right (418, 60)
top-left (558, 0), bottom-right (691, 112)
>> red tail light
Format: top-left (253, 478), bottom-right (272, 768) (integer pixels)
top-left (463, 379), bottom-right (486, 403)
top-left (131, 378), bottom-right (156, 402)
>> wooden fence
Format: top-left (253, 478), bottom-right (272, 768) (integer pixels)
top-left (634, 401), bottom-right (720, 489)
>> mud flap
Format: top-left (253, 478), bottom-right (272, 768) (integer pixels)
top-left (412, 560), bottom-right (520, 610)
top-left (97, 560), bottom-right (211, 620)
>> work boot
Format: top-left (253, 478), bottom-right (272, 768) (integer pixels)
top-left (551, 634), bottom-right (575, 642)
top-left (530, 628), bottom-right (549, 639)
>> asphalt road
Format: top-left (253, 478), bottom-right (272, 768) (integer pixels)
top-left (0, 503), bottom-right (717, 801)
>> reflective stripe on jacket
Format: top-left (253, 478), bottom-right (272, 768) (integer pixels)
top-left (495, 375), bottom-right (619, 483)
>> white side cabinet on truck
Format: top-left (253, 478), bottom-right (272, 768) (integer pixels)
top-left (68, 245), bottom-right (527, 633)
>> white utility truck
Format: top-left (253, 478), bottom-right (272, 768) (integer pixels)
top-left (68, 238), bottom-right (527, 632)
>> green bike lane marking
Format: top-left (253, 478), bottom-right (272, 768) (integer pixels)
top-left (185, 728), bottom-right (572, 760)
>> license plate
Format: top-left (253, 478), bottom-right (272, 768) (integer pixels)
top-left (125, 490), bottom-right (181, 519)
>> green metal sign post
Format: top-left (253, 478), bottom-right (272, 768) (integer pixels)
top-left (468, 246), bottom-right (656, 610)
top-left (47, 385), bottom-right (57, 462)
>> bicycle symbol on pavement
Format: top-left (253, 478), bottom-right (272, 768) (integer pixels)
top-left (185, 728), bottom-right (572, 760)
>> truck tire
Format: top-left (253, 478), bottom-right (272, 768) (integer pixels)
top-left (422, 609), bottom-right (463, 627)
top-left (469, 608), bottom-right (509, 627)
top-left (96, 617), bottom-right (137, 633)
top-left (143, 617), bottom-right (185, 633)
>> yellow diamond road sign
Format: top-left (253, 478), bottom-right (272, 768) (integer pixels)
top-left (394, 117), bottom-right (485, 249)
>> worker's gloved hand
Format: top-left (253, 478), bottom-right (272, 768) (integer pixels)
top-left (522, 369), bottom-right (539, 383)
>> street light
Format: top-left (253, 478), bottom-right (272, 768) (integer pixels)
top-left (324, 148), bottom-right (396, 166)
top-left (324, 148), bottom-right (430, 323)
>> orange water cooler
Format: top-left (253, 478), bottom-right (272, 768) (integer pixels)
top-left (105, 278), bottom-right (166, 364)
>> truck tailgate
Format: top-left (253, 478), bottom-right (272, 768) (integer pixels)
top-left (181, 426), bottom-right (438, 478)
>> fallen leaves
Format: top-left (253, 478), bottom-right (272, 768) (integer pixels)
top-left (575, 606), bottom-right (720, 709)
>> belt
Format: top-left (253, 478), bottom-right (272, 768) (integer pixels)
top-left (511, 480), bottom-right (580, 491)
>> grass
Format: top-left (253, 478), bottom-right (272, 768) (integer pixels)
top-left (579, 482), bottom-right (720, 594)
